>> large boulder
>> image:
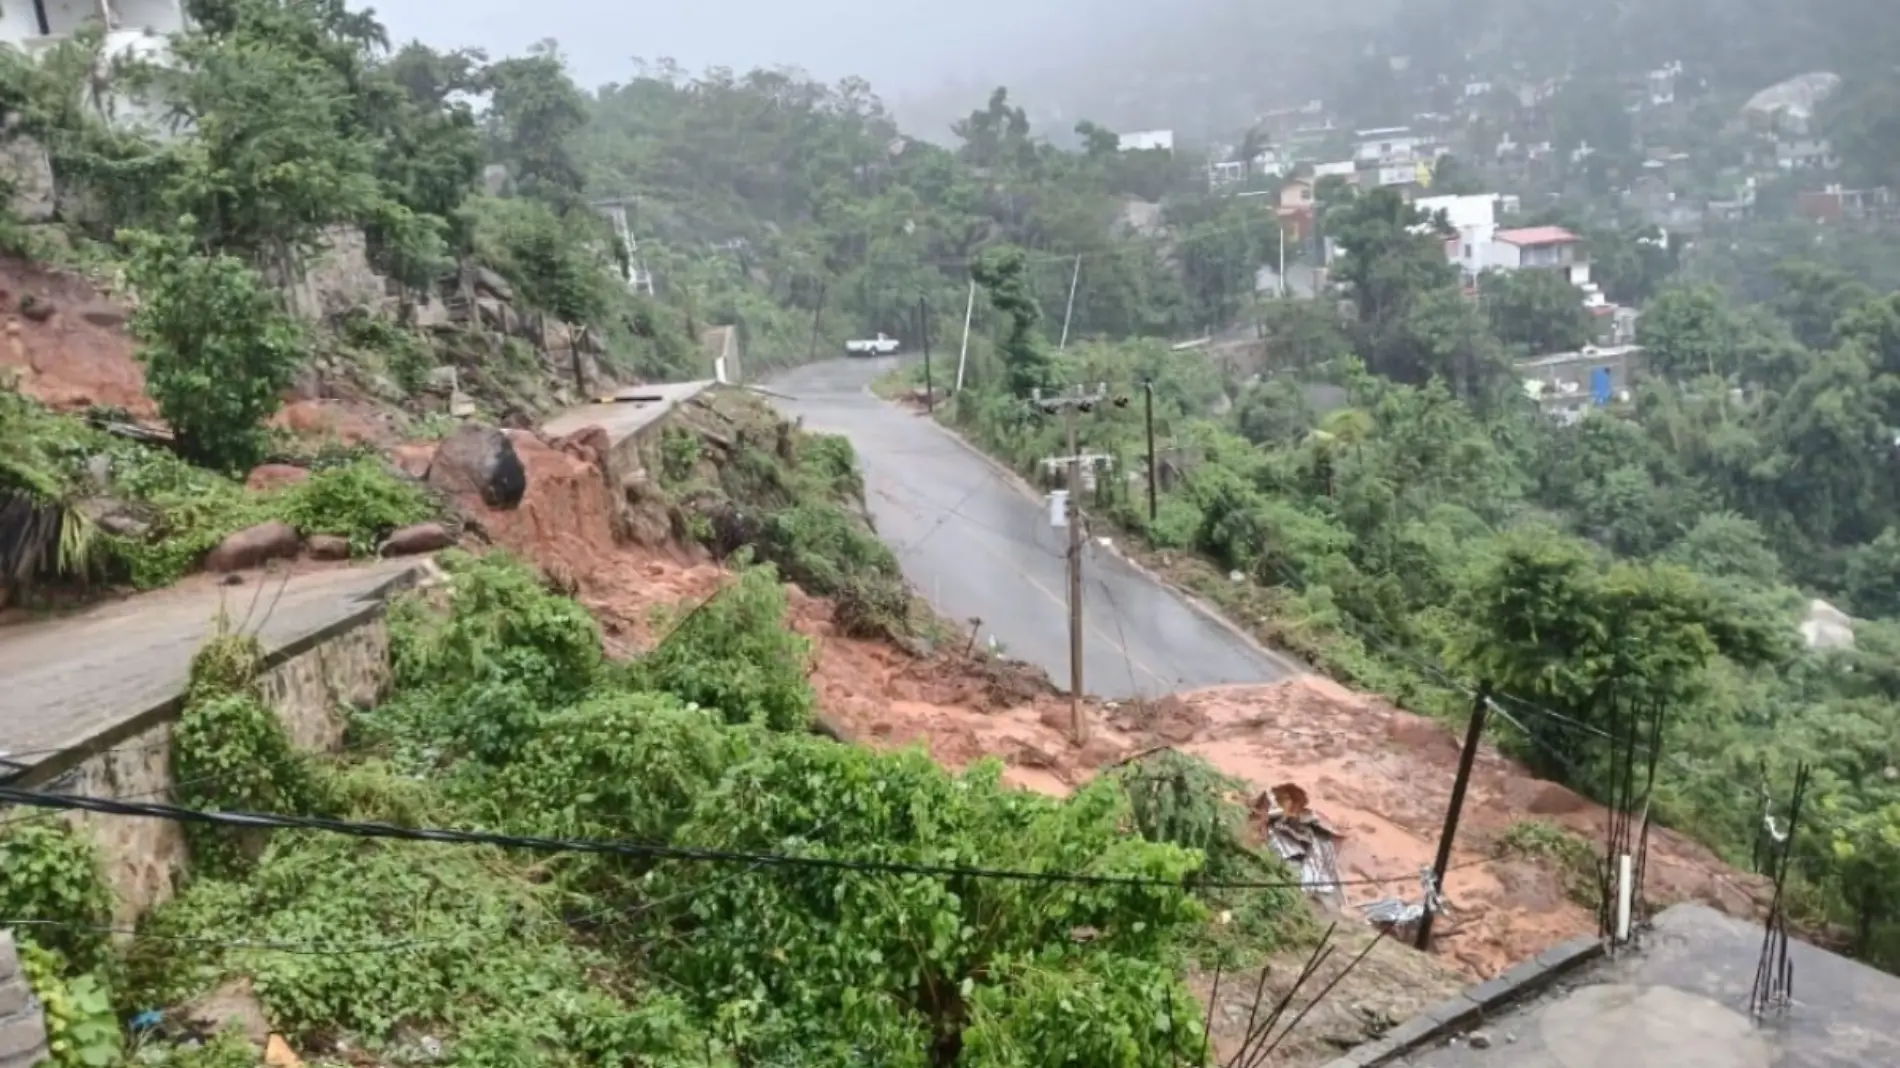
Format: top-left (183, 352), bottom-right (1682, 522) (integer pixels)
top-left (379, 522), bottom-right (454, 557)
top-left (205, 520), bottom-right (300, 573)
top-left (244, 464), bottom-right (309, 492)
top-left (426, 424), bottom-right (526, 509)
top-left (305, 534), bottom-right (351, 560)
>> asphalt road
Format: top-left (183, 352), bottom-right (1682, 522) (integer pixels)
top-left (762, 357), bottom-right (1301, 700)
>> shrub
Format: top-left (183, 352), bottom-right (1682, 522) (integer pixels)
top-left (121, 226), bottom-right (304, 473)
top-left (277, 458), bottom-right (434, 555)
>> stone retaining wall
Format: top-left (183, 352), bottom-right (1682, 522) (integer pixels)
top-left (0, 934), bottom-right (47, 1068)
top-left (23, 612), bottom-right (394, 925)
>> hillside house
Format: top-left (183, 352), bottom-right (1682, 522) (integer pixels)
top-left (1410, 193), bottom-right (1520, 280)
top-left (1492, 226), bottom-right (1585, 275)
top-left (1118, 129), bottom-right (1175, 153)
top-left (1646, 62), bottom-right (1683, 107)
top-left (1354, 127), bottom-right (1418, 165)
top-left (0, 0), bottom-right (184, 45)
top-left (1208, 146), bottom-right (1287, 189)
top-left (1798, 185), bottom-right (1898, 223)
top-left (0, 0), bottom-right (186, 135)
top-left (1518, 344), bottom-right (1644, 425)
top-left (1520, 342), bottom-right (1641, 421)
top-left (1312, 160), bottom-right (1357, 183)
top-left (1775, 138), bottom-right (1838, 171)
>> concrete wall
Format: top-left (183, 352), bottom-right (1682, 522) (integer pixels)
top-left (0, 933), bottom-right (48, 1068)
top-left (23, 614), bottom-right (393, 926)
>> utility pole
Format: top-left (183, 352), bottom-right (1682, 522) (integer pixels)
top-left (1278, 223), bottom-right (1287, 299)
top-left (806, 281), bottom-right (827, 364)
top-left (1416, 682), bottom-right (1491, 951)
top-left (1058, 253), bottom-right (1082, 351)
top-left (1034, 383), bottom-right (1110, 746)
top-left (955, 277), bottom-right (975, 392)
top-left (918, 295), bottom-right (933, 414)
top-left (1143, 380), bottom-right (1158, 522)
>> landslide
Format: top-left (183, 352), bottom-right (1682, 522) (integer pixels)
top-left (447, 386), bottom-right (1762, 1032)
top-left (437, 387), bottom-right (1116, 793)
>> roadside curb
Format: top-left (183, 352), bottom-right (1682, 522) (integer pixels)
top-left (1087, 534), bottom-right (1310, 680)
top-left (874, 388), bottom-right (1308, 680)
top-left (1316, 935), bottom-right (1606, 1068)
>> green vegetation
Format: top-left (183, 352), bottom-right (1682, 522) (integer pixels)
top-left (0, 393), bottom-right (435, 600)
top-left (12, 0), bottom-right (1900, 1056)
top-left (915, 183), bottom-right (1900, 972)
top-left (651, 401), bottom-right (914, 640)
top-left (1493, 820), bottom-right (1601, 908)
top-left (3, 549), bottom-right (1303, 1065)
top-left (120, 229), bottom-right (305, 473)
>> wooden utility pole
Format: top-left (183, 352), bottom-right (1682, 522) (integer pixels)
top-left (1416, 682), bottom-right (1491, 951)
top-left (917, 295), bottom-right (933, 414)
top-left (1034, 384), bottom-right (1109, 745)
top-left (1065, 406), bottom-right (1084, 743)
top-left (1143, 380), bottom-right (1158, 523)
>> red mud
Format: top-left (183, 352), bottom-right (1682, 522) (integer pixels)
top-left (20, 281), bottom-right (1762, 988)
top-left (0, 256), bottom-right (155, 418)
top-left (447, 418), bottom-right (1767, 983)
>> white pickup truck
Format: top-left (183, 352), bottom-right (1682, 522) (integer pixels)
top-left (844, 333), bottom-right (900, 356)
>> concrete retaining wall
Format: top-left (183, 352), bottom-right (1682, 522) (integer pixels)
top-left (1318, 934), bottom-right (1606, 1068)
top-left (0, 934), bottom-right (47, 1068)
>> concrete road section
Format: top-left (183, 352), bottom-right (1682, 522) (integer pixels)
top-left (762, 357), bottom-right (1301, 700)
top-left (541, 379), bottom-right (715, 445)
top-left (1393, 903), bottom-right (1900, 1068)
top-left (0, 562), bottom-right (419, 774)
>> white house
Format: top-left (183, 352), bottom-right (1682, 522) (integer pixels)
top-left (1118, 129), bottom-right (1175, 153)
top-left (1415, 193), bottom-right (1500, 278)
top-left (1489, 226), bottom-right (1608, 309)
top-left (1, 0), bottom-right (188, 136)
top-left (0, 0), bottom-right (184, 45)
top-left (1207, 145), bottom-right (1287, 188)
top-left (1354, 127), bottom-right (1418, 165)
top-left (1646, 62), bottom-right (1683, 107)
top-left (1411, 193), bottom-right (1524, 279)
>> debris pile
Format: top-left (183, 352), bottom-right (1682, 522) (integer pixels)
top-left (1253, 782), bottom-right (1345, 906)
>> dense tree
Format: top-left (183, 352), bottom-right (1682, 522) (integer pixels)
top-left (1481, 268), bottom-right (1594, 354)
top-left (1639, 283), bottom-right (1745, 380)
top-left (970, 245), bottom-right (1053, 397)
top-left (1327, 187), bottom-right (1456, 331)
top-left (480, 40), bottom-right (590, 209)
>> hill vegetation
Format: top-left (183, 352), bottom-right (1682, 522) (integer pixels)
top-left (914, 184), bottom-right (1900, 972)
top-left (5, 0), bottom-right (1900, 1062)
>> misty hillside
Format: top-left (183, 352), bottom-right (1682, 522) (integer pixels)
top-left (893, 0), bottom-right (1900, 147)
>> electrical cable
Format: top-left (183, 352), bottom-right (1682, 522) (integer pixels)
top-left (0, 783), bottom-right (1462, 896)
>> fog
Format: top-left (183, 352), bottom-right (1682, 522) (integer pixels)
top-left (365, 0), bottom-right (1172, 97)
top-left (364, 0), bottom-right (1396, 138)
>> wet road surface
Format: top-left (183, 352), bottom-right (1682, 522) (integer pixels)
top-left (762, 357), bottom-right (1301, 700)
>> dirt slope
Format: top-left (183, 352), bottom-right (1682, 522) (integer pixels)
top-left (0, 256), bottom-right (154, 418)
top-left (18, 303), bottom-right (1768, 1019)
top-left (453, 404), bottom-right (1767, 989)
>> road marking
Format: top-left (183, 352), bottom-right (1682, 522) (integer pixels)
top-left (949, 522), bottom-right (1171, 694)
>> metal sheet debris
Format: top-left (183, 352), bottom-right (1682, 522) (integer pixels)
top-left (1255, 782), bottom-right (1346, 904)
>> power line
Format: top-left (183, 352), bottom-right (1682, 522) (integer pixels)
top-left (0, 785), bottom-right (1437, 895)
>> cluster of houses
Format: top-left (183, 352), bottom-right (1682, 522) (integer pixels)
top-left (1114, 119), bottom-right (1647, 421)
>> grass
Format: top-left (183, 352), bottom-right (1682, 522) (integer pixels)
top-left (1493, 819), bottom-right (1604, 908)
